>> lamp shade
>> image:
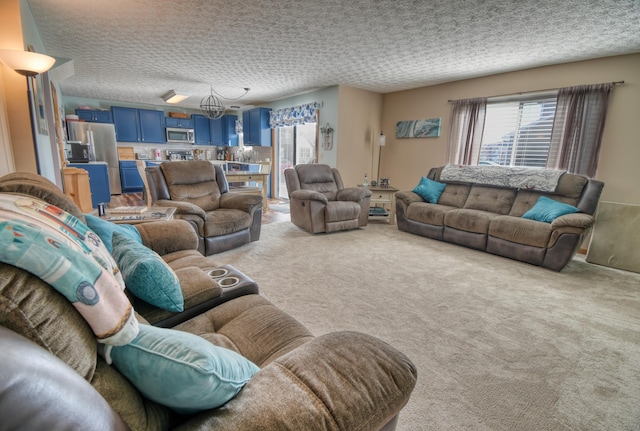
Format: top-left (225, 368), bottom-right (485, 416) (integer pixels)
top-left (0, 49), bottom-right (55, 76)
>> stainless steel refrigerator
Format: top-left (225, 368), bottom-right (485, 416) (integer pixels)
top-left (67, 122), bottom-right (122, 194)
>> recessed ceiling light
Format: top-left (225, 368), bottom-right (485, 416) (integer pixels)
top-left (162, 90), bottom-right (188, 104)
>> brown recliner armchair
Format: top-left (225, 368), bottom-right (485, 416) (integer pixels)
top-left (145, 160), bottom-right (262, 256)
top-left (285, 164), bottom-right (372, 233)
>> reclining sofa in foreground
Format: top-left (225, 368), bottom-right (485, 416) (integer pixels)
top-left (396, 165), bottom-right (604, 271)
top-left (0, 172), bottom-right (416, 430)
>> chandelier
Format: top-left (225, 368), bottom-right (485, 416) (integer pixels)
top-left (200, 86), bottom-right (250, 120)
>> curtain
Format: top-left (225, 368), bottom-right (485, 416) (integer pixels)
top-left (548, 83), bottom-right (613, 177)
top-left (269, 102), bottom-right (321, 128)
top-left (447, 98), bottom-right (487, 165)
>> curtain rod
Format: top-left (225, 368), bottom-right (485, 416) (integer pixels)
top-left (447, 81), bottom-right (624, 103)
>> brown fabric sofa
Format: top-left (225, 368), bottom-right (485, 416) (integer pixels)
top-left (0, 172), bottom-right (417, 430)
top-left (285, 164), bottom-right (372, 233)
top-left (396, 166), bottom-right (604, 271)
top-left (145, 160), bottom-right (263, 256)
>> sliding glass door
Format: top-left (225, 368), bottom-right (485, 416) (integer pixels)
top-left (275, 123), bottom-right (317, 199)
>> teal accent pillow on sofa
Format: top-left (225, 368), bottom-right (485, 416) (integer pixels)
top-left (413, 176), bottom-right (446, 203)
top-left (111, 232), bottom-right (183, 312)
top-left (85, 214), bottom-right (142, 253)
top-left (105, 324), bottom-right (260, 414)
top-left (522, 196), bottom-right (580, 223)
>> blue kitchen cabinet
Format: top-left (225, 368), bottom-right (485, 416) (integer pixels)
top-left (119, 161), bottom-right (143, 193)
top-left (68, 163), bottom-right (111, 209)
top-left (111, 107), bottom-right (165, 143)
top-left (165, 117), bottom-right (193, 129)
top-left (193, 114), bottom-right (212, 145)
top-left (75, 109), bottom-right (112, 123)
top-left (242, 108), bottom-right (271, 146)
top-left (194, 114), bottom-right (237, 146)
top-left (211, 114), bottom-right (238, 147)
top-left (119, 160), bottom-right (163, 193)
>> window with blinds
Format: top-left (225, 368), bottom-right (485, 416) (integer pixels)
top-left (479, 95), bottom-right (557, 168)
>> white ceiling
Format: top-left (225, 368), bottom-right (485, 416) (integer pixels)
top-left (27, 0), bottom-right (640, 110)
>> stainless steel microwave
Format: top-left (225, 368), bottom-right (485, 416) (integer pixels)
top-left (166, 127), bottom-right (194, 144)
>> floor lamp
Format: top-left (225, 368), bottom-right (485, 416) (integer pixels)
top-left (376, 131), bottom-right (386, 183)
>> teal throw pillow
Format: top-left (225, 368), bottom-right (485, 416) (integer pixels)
top-left (85, 214), bottom-right (142, 253)
top-left (106, 324), bottom-right (260, 414)
top-left (412, 176), bottom-right (446, 203)
top-left (111, 232), bottom-right (183, 312)
top-left (522, 196), bottom-right (580, 223)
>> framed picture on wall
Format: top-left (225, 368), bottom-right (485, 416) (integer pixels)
top-left (396, 118), bottom-right (441, 139)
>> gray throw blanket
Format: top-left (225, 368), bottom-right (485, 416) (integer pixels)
top-left (440, 165), bottom-right (565, 192)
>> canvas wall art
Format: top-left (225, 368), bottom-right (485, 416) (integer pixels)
top-left (396, 118), bottom-right (441, 138)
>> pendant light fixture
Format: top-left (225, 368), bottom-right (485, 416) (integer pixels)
top-left (200, 86), bottom-right (250, 119)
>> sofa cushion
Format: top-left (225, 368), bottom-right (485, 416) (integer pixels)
top-left (437, 183), bottom-right (471, 208)
top-left (112, 232), bottom-right (184, 313)
top-left (407, 202), bottom-right (457, 226)
top-left (464, 185), bottom-right (517, 215)
top-left (522, 196), bottom-right (580, 223)
top-left (412, 176), bottom-right (446, 203)
top-left (203, 208), bottom-right (253, 237)
top-left (444, 209), bottom-right (500, 234)
top-left (105, 324), bottom-right (259, 414)
top-left (325, 200), bottom-right (360, 222)
top-left (161, 161), bottom-right (222, 212)
top-left (509, 191), bottom-right (580, 217)
top-left (488, 216), bottom-right (552, 248)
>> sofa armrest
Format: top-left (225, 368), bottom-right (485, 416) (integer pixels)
top-left (337, 187), bottom-right (372, 202)
top-left (0, 327), bottom-right (129, 431)
top-left (551, 213), bottom-right (594, 230)
top-left (135, 219), bottom-right (199, 255)
top-left (290, 189), bottom-right (329, 205)
top-left (395, 191), bottom-right (424, 206)
top-left (155, 199), bottom-right (206, 219)
top-left (219, 192), bottom-right (263, 213)
top-left (176, 331), bottom-right (416, 431)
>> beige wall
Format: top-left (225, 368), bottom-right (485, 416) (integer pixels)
top-left (337, 85), bottom-right (383, 187)
top-left (0, 0), bottom-right (37, 174)
top-left (381, 53), bottom-right (640, 205)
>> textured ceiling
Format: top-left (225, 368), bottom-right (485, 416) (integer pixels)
top-left (27, 0), bottom-right (640, 110)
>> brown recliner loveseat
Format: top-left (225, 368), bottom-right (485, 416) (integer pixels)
top-left (145, 160), bottom-right (262, 256)
top-left (0, 172), bottom-right (417, 430)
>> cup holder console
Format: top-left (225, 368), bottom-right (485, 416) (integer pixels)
top-left (207, 265), bottom-right (256, 293)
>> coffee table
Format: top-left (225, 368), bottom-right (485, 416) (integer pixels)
top-left (102, 206), bottom-right (176, 224)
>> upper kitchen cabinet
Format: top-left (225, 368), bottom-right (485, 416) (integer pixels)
top-left (193, 114), bottom-right (212, 145)
top-left (193, 114), bottom-right (238, 146)
top-left (242, 108), bottom-right (271, 146)
top-left (211, 114), bottom-right (238, 147)
top-left (165, 117), bottom-right (194, 129)
top-left (75, 109), bottom-right (112, 123)
top-left (111, 107), bottom-right (166, 143)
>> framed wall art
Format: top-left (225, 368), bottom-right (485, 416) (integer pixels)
top-left (396, 118), bottom-right (441, 139)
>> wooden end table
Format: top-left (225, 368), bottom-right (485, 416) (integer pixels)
top-left (363, 185), bottom-right (398, 225)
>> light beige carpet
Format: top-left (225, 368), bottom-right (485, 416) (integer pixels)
top-left (211, 221), bottom-right (640, 431)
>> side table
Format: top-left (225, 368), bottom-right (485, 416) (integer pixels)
top-left (364, 186), bottom-right (398, 225)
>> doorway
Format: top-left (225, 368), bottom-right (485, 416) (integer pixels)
top-left (275, 123), bottom-right (317, 200)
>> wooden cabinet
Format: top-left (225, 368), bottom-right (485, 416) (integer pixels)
top-left (193, 114), bottom-right (238, 146)
top-left (68, 163), bottom-right (111, 209)
top-left (165, 117), bottom-right (194, 129)
top-left (75, 109), bottom-right (112, 123)
top-left (111, 107), bottom-right (166, 143)
top-left (242, 108), bottom-right (271, 146)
